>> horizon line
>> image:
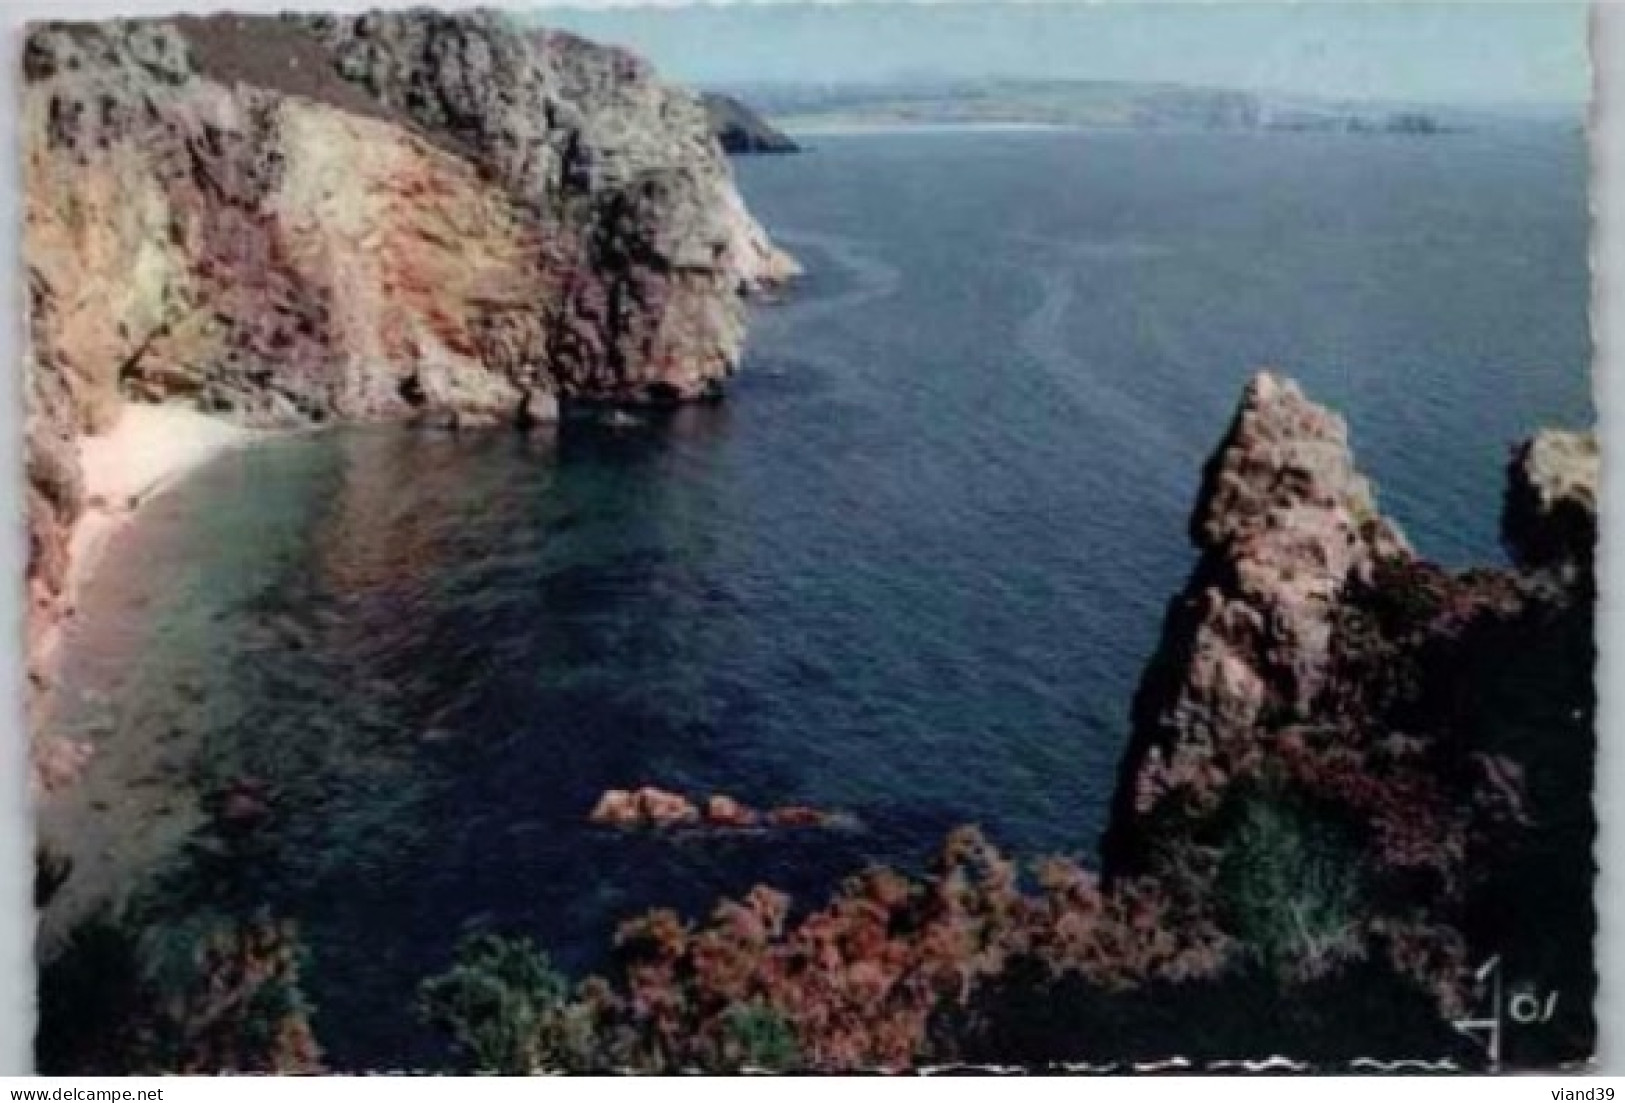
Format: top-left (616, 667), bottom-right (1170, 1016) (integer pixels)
top-left (695, 72), bottom-right (1589, 113)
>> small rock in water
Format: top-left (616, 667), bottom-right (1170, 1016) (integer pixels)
top-left (590, 788), bottom-right (640, 826)
top-left (591, 787), bottom-right (841, 832)
top-left (636, 786), bottom-right (700, 827)
top-left (210, 776), bottom-right (273, 833)
top-left (220, 791), bottom-right (269, 827)
top-left (704, 794), bottom-right (759, 828)
top-left (589, 786), bottom-right (700, 828)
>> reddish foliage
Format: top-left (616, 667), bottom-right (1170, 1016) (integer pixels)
top-left (566, 828), bottom-right (1227, 1071)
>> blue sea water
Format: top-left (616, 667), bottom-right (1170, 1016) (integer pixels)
top-left (44, 127), bottom-right (1591, 1067)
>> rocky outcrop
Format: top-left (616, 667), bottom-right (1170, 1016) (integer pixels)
top-left (591, 787), bottom-right (700, 829)
top-left (1106, 374), bottom-right (1595, 872)
top-left (704, 794), bottom-right (758, 828)
top-left (702, 93), bottom-right (799, 155)
top-left (22, 12), bottom-right (795, 741)
top-left (1101, 372), bottom-right (1412, 858)
top-left (589, 788), bottom-right (841, 831)
top-left (1504, 429), bottom-right (1598, 573)
top-left (1101, 371), bottom-right (1596, 1060)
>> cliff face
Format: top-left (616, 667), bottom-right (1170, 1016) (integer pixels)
top-left (22, 12), bottom-right (796, 714)
top-left (1103, 372), bottom-right (1596, 1062)
top-left (1103, 373), bottom-right (1412, 834)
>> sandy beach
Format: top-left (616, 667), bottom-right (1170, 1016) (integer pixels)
top-left (33, 400), bottom-right (263, 781)
top-left (34, 403), bottom-right (267, 945)
top-left (65, 403), bottom-right (262, 603)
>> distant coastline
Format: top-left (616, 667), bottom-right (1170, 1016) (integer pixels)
top-left (719, 77), bottom-right (1584, 141)
top-left (780, 119), bottom-right (1077, 137)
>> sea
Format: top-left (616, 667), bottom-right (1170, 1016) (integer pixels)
top-left (40, 125), bottom-right (1592, 1068)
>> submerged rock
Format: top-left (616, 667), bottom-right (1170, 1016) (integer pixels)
top-left (210, 776), bottom-right (275, 834)
top-left (765, 805), bottom-right (831, 828)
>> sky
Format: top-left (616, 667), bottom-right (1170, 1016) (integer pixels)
top-left (527, 1), bottom-right (1589, 107)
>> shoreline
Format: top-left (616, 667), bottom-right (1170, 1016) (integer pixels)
top-left (67, 402), bottom-right (265, 600)
top-left (34, 402), bottom-right (276, 948)
top-left (31, 403), bottom-right (269, 793)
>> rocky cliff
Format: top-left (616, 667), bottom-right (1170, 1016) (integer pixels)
top-left (22, 11), bottom-right (797, 733)
top-left (1101, 372), bottom-right (1596, 1063)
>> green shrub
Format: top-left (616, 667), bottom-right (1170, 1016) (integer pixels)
top-left (721, 1001), bottom-right (800, 1071)
top-left (1214, 796), bottom-right (1362, 982)
top-left (418, 933), bottom-right (598, 1073)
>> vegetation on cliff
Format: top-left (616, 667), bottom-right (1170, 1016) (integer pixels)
top-left (21, 12), bottom-right (1592, 1075)
top-left (40, 374), bottom-right (1591, 1072)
